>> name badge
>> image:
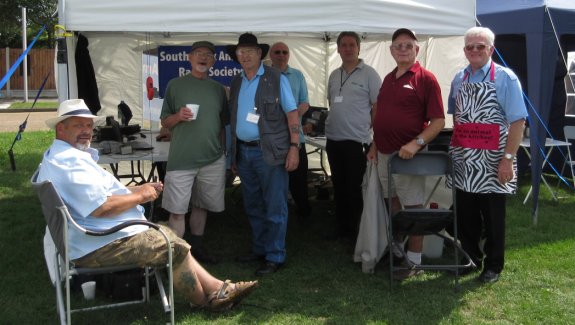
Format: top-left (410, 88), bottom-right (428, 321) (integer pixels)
top-left (247, 112), bottom-right (259, 124)
top-left (334, 96), bottom-right (343, 103)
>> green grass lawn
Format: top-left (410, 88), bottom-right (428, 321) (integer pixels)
top-left (1, 131), bottom-right (574, 324)
top-left (6, 101), bottom-right (58, 109)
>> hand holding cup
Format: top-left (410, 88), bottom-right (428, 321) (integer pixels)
top-left (180, 106), bottom-right (192, 121)
top-left (183, 104), bottom-right (199, 121)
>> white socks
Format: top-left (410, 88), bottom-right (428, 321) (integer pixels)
top-left (406, 251), bottom-right (422, 265)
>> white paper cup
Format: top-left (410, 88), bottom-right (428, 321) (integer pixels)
top-left (186, 104), bottom-right (200, 120)
top-left (81, 281), bottom-right (96, 300)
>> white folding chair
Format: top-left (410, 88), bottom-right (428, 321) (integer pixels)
top-left (31, 169), bottom-right (175, 325)
top-left (559, 125), bottom-right (575, 187)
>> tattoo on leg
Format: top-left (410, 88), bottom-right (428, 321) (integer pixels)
top-left (179, 270), bottom-right (198, 292)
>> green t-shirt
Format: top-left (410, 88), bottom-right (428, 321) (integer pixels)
top-left (161, 74), bottom-right (229, 170)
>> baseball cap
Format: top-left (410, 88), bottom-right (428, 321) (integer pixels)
top-left (392, 28), bottom-right (417, 42)
top-left (190, 41), bottom-right (215, 54)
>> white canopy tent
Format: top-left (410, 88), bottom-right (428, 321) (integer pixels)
top-left (56, 0), bottom-right (476, 123)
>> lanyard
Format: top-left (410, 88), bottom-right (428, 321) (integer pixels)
top-left (463, 61), bottom-right (495, 83)
top-left (340, 67), bottom-right (358, 94)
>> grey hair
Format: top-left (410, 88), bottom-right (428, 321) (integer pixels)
top-left (464, 26), bottom-right (495, 46)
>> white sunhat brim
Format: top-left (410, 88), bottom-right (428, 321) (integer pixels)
top-left (45, 113), bottom-right (104, 129)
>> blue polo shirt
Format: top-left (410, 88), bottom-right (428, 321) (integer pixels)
top-left (282, 65), bottom-right (309, 143)
top-left (448, 59), bottom-right (528, 122)
top-left (236, 63), bottom-right (297, 142)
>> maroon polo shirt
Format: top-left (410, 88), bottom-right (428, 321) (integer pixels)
top-left (373, 61), bottom-right (445, 154)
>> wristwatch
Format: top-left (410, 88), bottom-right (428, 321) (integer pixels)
top-left (290, 142), bottom-right (301, 149)
top-left (504, 153), bottom-right (515, 160)
top-left (415, 137), bottom-right (425, 146)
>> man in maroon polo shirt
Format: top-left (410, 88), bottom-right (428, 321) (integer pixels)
top-left (367, 28), bottom-right (445, 280)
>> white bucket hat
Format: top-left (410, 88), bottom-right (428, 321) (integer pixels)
top-left (45, 99), bottom-right (104, 129)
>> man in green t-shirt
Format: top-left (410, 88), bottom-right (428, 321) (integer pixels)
top-left (160, 41), bottom-right (229, 264)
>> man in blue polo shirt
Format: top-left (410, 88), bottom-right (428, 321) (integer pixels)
top-left (448, 26), bottom-right (528, 284)
top-left (270, 41), bottom-right (312, 219)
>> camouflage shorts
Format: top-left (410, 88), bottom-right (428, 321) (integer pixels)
top-left (73, 225), bottom-right (191, 268)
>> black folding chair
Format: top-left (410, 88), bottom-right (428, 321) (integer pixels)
top-left (387, 151), bottom-right (475, 289)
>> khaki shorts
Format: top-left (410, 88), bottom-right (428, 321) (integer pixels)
top-left (376, 151), bottom-right (425, 206)
top-left (162, 155), bottom-right (226, 214)
top-left (73, 225), bottom-right (191, 268)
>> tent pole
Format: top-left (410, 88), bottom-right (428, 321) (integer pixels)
top-left (22, 7), bottom-right (29, 103)
top-left (5, 48), bottom-right (11, 98)
top-left (57, 0), bottom-right (70, 102)
top-left (323, 33), bottom-right (330, 108)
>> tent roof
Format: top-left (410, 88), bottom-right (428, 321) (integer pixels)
top-left (478, 0), bottom-right (575, 35)
top-left (61, 0), bottom-right (475, 35)
top-left (477, 0), bottom-right (574, 15)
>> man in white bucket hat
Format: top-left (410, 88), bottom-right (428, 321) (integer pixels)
top-left (36, 98), bottom-right (258, 310)
top-left (45, 98), bottom-right (104, 129)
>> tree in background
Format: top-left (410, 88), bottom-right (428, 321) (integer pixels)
top-left (0, 0), bottom-right (57, 48)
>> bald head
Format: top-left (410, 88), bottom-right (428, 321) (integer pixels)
top-left (270, 42), bottom-right (290, 71)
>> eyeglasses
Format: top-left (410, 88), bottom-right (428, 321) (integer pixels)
top-left (464, 43), bottom-right (489, 51)
top-left (192, 51), bottom-right (214, 59)
top-left (236, 48), bottom-right (259, 56)
top-left (390, 43), bottom-right (415, 51)
top-left (273, 50), bottom-right (289, 55)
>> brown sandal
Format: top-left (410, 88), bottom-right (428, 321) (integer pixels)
top-left (191, 280), bottom-right (258, 312)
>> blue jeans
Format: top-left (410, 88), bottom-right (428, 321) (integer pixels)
top-left (237, 144), bottom-right (289, 263)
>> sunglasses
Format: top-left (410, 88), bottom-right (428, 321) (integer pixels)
top-left (390, 43), bottom-right (415, 51)
top-left (464, 44), bottom-right (489, 51)
top-left (273, 50), bottom-right (289, 55)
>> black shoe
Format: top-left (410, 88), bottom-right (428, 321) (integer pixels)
top-left (255, 261), bottom-right (283, 276)
top-left (191, 246), bottom-right (219, 265)
top-left (478, 269), bottom-right (500, 283)
top-left (450, 265), bottom-right (479, 276)
top-left (235, 253), bottom-right (265, 263)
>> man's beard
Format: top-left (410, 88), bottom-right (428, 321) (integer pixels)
top-left (75, 140), bottom-right (91, 151)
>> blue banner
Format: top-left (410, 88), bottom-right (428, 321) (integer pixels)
top-left (158, 45), bottom-right (242, 98)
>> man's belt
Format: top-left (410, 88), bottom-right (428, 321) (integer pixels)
top-left (238, 139), bottom-right (260, 147)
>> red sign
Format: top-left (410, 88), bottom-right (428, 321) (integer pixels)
top-left (451, 123), bottom-right (500, 150)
